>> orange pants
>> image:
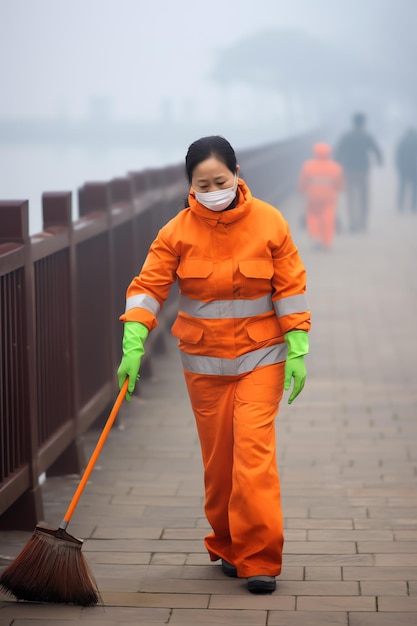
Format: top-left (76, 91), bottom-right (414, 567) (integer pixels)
top-left (183, 362), bottom-right (285, 578)
top-left (306, 200), bottom-right (336, 247)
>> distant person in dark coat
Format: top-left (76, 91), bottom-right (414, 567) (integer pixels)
top-left (335, 112), bottom-right (383, 232)
top-left (395, 127), bottom-right (417, 213)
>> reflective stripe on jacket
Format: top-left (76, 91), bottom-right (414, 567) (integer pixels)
top-left (120, 179), bottom-right (310, 374)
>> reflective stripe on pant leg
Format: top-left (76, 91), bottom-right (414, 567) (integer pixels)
top-left (231, 362), bottom-right (285, 578)
top-left (183, 370), bottom-right (236, 564)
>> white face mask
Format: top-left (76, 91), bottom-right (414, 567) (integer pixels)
top-left (195, 173), bottom-right (238, 212)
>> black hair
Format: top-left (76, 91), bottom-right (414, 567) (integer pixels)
top-left (185, 135), bottom-right (237, 183)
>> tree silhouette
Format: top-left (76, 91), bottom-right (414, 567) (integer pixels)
top-left (209, 26), bottom-right (417, 128)
top-left (210, 29), bottom-right (372, 93)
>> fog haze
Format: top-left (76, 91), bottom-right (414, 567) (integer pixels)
top-left (1, 0), bottom-right (416, 232)
top-left (2, 0), bottom-right (416, 127)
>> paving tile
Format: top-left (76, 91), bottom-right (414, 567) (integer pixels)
top-left (308, 507), bottom-right (368, 519)
top-left (267, 611), bottom-right (348, 625)
top-left (100, 591), bottom-right (208, 608)
top-left (185, 553), bottom-right (215, 566)
top-left (394, 531), bottom-right (417, 541)
top-left (296, 596), bottom-right (376, 611)
top-left (378, 596), bottom-right (417, 611)
top-left (82, 538), bottom-right (205, 553)
top-left (150, 552), bottom-right (187, 566)
top-left (169, 608), bottom-right (268, 624)
top-left (111, 495), bottom-right (203, 507)
top-left (0, 602), bottom-right (82, 619)
top-left (367, 508), bottom-right (417, 519)
top-left (10, 622), bottom-right (86, 626)
top-left (81, 605), bottom-right (171, 621)
top-left (125, 483), bottom-right (180, 496)
top-left (92, 527), bottom-right (163, 539)
top-left (354, 519), bottom-right (417, 530)
top-left (349, 614), bottom-right (417, 626)
top-left (305, 566), bottom-right (342, 580)
top-left (308, 530), bottom-right (393, 541)
top-left (276, 581), bottom-right (359, 596)
top-left (181, 565), bottom-right (226, 580)
top-left (284, 542), bottom-right (357, 554)
top-left (375, 555), bottom-right (417, 567)
top-left (278, 566), bottom-right (304, 580)
top-left (360, 581), bottom-right (407, 596)
top-left (357, 541), bottom-right (417, 554)
top-left (138, 577), bottom-right (244, 595)
top-left (343, 566), bottom-right (417, 581)
top-left (286, 519), bottom-right (353, 530)
top-left (280, 505), bottom-right (310, 517)
top-left (284, 554), bottom-right (374, 566)
top-left (281, 529), bottom-right (307, 541)
top-left (141, 506), bottom-right (204, 519)
top-left (161, 528), bottom-right (207, 540)
top-left (86, 551), bottom-right (151, 565)
top-left (209, 593), bottom-right (295, 610)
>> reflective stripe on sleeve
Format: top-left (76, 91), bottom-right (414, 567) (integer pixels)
top-left (178, 294), bottom-right (273, 319)
top-left (180, 343), bottom-right (287, 376)
top-left (125, 294), bottom-right (161, 316)
top-left (274, 294), bottom-right (309, 318)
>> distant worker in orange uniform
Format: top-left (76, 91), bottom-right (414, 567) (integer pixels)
top-left (117, 136), bottom-right (310, 594)
top-left (299, 143), bottom-right (344, 249)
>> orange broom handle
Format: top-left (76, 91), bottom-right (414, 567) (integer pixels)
top-left (59, 379), bottom-right (129, 529)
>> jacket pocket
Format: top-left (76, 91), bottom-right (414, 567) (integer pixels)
top-left (171, 315), bottom-right (204, 346)
top-left (238, 259), bottom-right (274, 298)
top-left (246, 315), bottom-right (282, 345)
top-left (176, 259), bottom-right (214, 300)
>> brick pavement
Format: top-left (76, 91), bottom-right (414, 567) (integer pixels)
top-left (1, 164), bottom-right (416, 625)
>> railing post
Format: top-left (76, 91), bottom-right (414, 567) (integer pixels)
top-left (109, 177), bottom-right (135, 371)
top-left (41, 192), bottom-right (86, 477)
top-left (76, 182), bottom-right (116, 404)
top-left (0, 200), bottom-right (44, 529)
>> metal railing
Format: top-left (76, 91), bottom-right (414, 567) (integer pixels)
top-left (0, 132), bottom-right (314, 529)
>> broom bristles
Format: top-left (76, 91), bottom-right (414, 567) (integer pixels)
top-left (0, 526), bottom-right (99, 606)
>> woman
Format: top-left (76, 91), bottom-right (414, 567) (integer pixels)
top-left (117, 136), bottom-right (310, 594)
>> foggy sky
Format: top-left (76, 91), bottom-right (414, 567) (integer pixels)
top-left (1, 0), bottom-right (416, 123)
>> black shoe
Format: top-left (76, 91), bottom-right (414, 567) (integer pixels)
top-left (247, 575), bottom-right (276, 594)
top-left (221, 559), bottom-right (237, 577)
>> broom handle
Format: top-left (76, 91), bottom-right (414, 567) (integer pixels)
top-left (59, 379), bottom-right (129, 530)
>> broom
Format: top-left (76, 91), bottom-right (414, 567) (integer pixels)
top-left (0, 379), bottom-right (129, 606)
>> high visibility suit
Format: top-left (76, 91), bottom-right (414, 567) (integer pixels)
top-left (120, 179), bottom-right (310, 577)
top-left (299, 143), bottom-right (344, 247)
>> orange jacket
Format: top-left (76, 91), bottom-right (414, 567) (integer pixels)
top-left (299, 143), bottom-right (344, 203)
top-left (121, 179), bottom-right (310, 375)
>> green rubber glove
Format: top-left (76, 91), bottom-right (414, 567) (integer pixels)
top-left (117, 321), bottom-right (149, 401)
top-left (284, 330), bottom-right (309, 404)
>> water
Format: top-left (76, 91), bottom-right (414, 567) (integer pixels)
top-left (0, 143), bottom-right (184, 235)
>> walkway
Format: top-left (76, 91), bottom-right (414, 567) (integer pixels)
top-left (1, 163), bottom-right (417, 625)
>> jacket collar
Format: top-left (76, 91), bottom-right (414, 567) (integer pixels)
top-left (187, 179), bottom-right (253, 226)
